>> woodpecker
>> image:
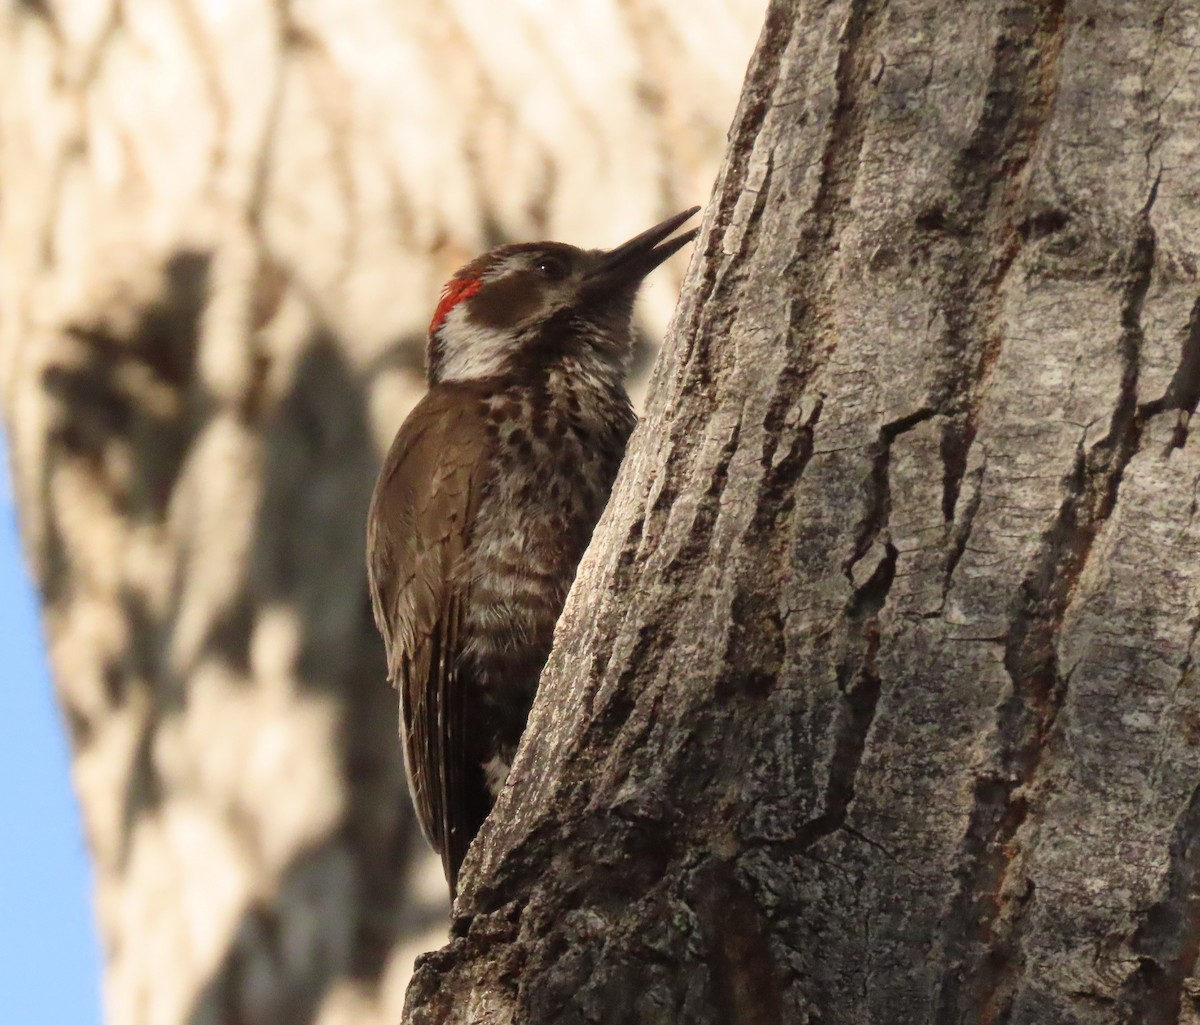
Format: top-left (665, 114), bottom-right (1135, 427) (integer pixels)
top-left (366, 207), bottom-right (700, 897)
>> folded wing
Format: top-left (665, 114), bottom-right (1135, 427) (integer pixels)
top-left (366, 385), bottom-right (490, 895)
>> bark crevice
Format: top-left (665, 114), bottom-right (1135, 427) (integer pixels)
top-left (1118, 784), bottom-right (1200, 1025)
top-left (927, 0), bottom-right (1067, 562)
top-left (934, 173), bottom-right (1161, 1025)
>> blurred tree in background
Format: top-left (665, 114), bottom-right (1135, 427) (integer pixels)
top-left (0, 2), bottom-right (762, 1023)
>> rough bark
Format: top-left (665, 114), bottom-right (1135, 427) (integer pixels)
top-left (0, 2), bottom-right (761, 1024)
top-left (410, 1), bottom-right (1200, 1022)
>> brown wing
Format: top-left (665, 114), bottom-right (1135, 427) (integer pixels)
top-left (366, 385), bottom-right (490, 895)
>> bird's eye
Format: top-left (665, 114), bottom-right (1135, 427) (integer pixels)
top-left (534, 255), bottom-right (569, 280)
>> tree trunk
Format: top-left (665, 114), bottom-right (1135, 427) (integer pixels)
top-left (409, 1), bottom-right (1200, 1022)
top-left (0, 2), bottom-right (760, 1024)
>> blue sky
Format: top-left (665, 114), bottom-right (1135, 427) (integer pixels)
top-left (0, 434), bottom-right (103, 1025)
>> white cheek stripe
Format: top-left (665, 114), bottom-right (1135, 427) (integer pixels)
top-left (437, 304), bottom-right (512, 383)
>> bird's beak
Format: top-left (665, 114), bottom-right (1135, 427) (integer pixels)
top-left (589, 206), bottom-right (701, 289)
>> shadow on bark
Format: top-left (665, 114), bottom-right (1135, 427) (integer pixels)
top-left (37, 246), bottom-right (445, 1022)
top-left (176, 327), bottom-right (443, 1021)
top-left (39, 251), bottom-right (211, 613)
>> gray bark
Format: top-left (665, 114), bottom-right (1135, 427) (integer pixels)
top-left (0, 2), bottom-right (760, 1023)
top-left (410, 1), bottom-right (1200, 1022)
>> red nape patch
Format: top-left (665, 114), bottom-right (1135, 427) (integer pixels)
top-left (429, 275), bottom-right (482, 334)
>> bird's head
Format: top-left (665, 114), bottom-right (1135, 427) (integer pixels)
top-left (425, 207), bottom-right (700, 386)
